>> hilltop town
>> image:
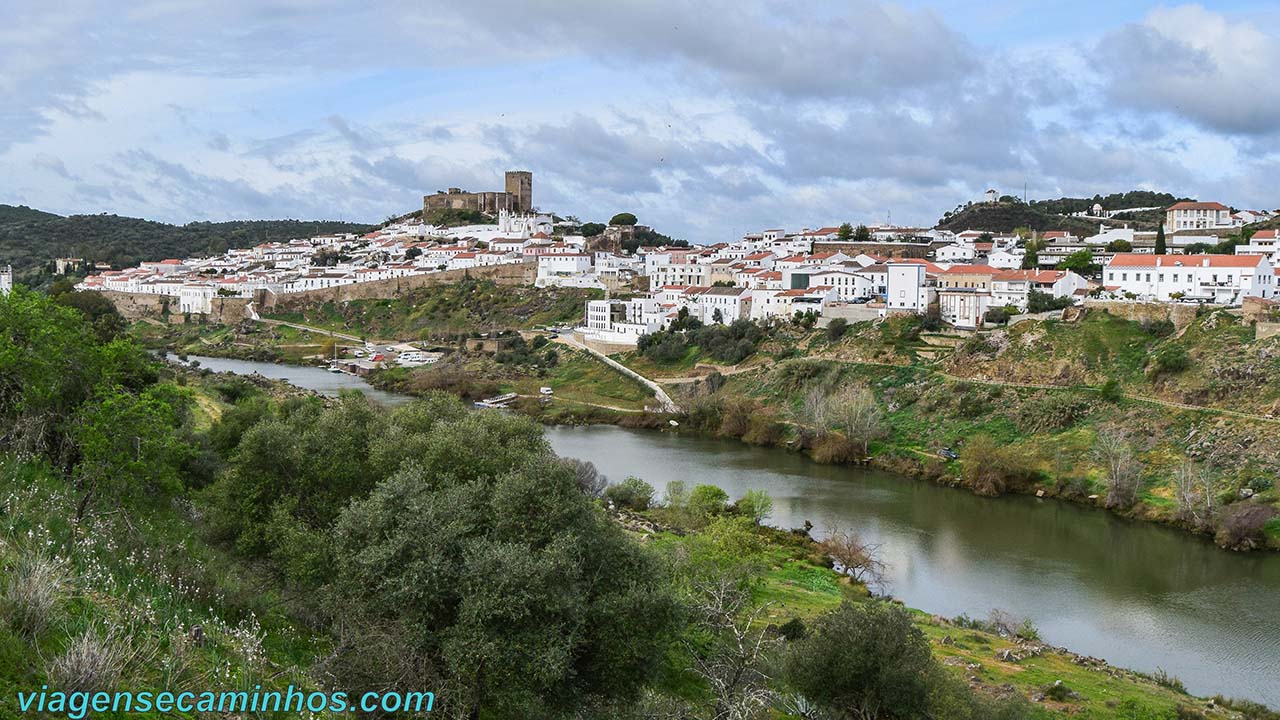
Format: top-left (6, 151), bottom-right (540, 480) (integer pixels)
top-left (67, 174), bottom-right (1278, 343)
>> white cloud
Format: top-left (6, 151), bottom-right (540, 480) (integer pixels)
top-left (1093, 5), bottom-right (1280, 135)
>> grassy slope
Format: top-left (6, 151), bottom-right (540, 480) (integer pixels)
top-left (260, 280), bottom-right (600, 341)
top-left (0, 382), bottom-right (324, 717)
top-left (648, 526), bottom-right (1230, 720)
top-left (620, 310), bottom-right (1280, 549)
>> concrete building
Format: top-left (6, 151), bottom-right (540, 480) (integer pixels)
top-left (1103, 253), bottom-right (1275, 304)
top-left (1165, 201), bottom-right (1232, 231)
top-left (0, 265), bottom-right (11, 296)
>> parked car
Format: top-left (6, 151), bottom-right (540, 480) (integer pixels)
top-left (940, 447), bottom-right (959, 460)
top-left (539, 386), bottom-right (554, 396)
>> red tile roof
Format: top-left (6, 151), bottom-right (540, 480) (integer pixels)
top-left (1107, 253), bottom-right (1263, 268)
top-left (1167, 201), bottom-right (1229, 211)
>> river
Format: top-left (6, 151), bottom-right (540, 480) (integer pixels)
top-left (182, 355), bottom-right (1280, 706)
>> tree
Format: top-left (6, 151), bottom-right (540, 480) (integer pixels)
top-left (853, 224), bottom-right (872, 243)
top-left (688, 484), bottom-right (729, 518)
top-left (960, 434), bottom-right (1038, 496)
top-left (819, 527), bottom-right (885, 587)
top-left (608, 212), bottom-right (638, 226)
top-left (1092, 427), bottom-right (1141, 509)
top-left (830, 386), bottom-right (888, 456)
top-left (783, 602), bottom-right (936, 720)
top-left (329, 449), bottom-right (676, 718)
top-left (1172, 461), bottom-right (1219, 530)
top-left (826, 317), bottom-right (849, 341)
top-left (1020, 247), bottom-right (1039, 269)
top-left (1154, 222), bottom-right (1167, 255)
top-left (70, 386), bottom-right (185, 519)
top-left (736, 489), bottom-right (773, 525)
top-left (1058, 249), bottom-right (1097, 275)
top-left (580, 222), bottom-right (605, 237)
top-left (1106, 239), bottom-right (1133, 252)
top-left (837, 222), bottom-right (854, 240)
top-left (603, 476), bottom-right (655, 510)
top-left (565, 458), bottom-right (608, 498)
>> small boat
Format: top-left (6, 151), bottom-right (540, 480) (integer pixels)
top-left (328, 364), bottom-right (343, 374)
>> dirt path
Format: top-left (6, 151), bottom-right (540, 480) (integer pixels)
top-left (255, 318), bottom-right (367, 344)
top-left (552, 335), bottom-right (679, 413)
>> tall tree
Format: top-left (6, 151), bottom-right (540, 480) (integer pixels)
top-left (837, 222), bottom-right (854, 240)
top-left (1155, 222), bottom-right (1167, 255)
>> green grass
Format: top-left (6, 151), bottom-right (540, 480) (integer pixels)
top-left (502, 348), bottom-right (653, 410)
top-left (261, 280), bottom-right (601, 341)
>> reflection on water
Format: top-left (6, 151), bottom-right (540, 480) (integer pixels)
top-left (545, 425), bottom-right (1280, 706)
top-left (180, 355), bottom-right (1280, 706)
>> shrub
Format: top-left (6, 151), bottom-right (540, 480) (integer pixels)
top-left (961, 435), bottom-right (1039, 496)
top-left (1015, 393), bottom-right (1090, 432)
top-left (603, 476), bottom-right (656, 511)
top-left (1215, 504), bottom-right (1278, 550)
top-left (736, 489), bottom-right (774, 525)
top-left (1150, 344), bottom-right (1190, 375)
top-left (812, 433), bottom-right (860, 464)
top-left (1099, 377), bottom-right (1124, 403)
top-left (46, 627), bottom-right (129, 693)
top-left (778, 617), bottom-right (807, 640)
top-left (2, 552), bottom-right (66, 638)
top-left (688, 484), bottom-right (729, 518)
top-left (984, 307), bottom-right (1011, 325)
top-left (1027, 290), bottom-right (1073, 313)
top-left (826, 318), bottom-right (849, 341)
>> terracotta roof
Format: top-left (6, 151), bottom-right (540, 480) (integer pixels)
top-left (1167, 201), bottom-right (1230, 211)
top-left (1107, 253), bottom-right (1264, 268)
top-left (1252, 230), bottom-right (1277, 239)
top-left (941, 264), bottom-right (998, 275)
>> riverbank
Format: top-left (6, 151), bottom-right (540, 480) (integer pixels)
top-left (175, 353), bottom-right (1280, 706)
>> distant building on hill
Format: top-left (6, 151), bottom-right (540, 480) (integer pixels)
top-left (1, 265), bottom-right (11, 296)
top-left (423, 170), bottom-right (533, 214)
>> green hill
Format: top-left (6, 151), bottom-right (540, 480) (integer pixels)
top-left (937, 201), bottom-right (1100, 235)
top-left (0, 204), bottom-right (372, 273)
top-left (937, 191), bottom-right (1191, 235)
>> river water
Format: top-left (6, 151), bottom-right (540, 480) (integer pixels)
top-left (182, 355), bottom-right (1280, 706)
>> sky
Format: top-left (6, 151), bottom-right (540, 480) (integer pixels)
top-left (2, 1), bottom-right (1279, 242)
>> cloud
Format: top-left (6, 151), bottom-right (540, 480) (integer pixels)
top-left (1093, 5), bottom-right (1280, 136)
top-left (449, 0), bottom-right (976, 102)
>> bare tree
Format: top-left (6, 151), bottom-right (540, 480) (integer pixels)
top-left (829, 386), bottom-right (888, 456)
top-left (684, 577), bottom-right (779, 720)
top-left (797, 385), bottom-right (831, 432)
top-left (565, 458), bottom-right (608, 499)
top-left (1172, 461), bottom-right (1219, 530)
top-left (1092, 428), bottom-right (1141, 509)
top-left (819, 527), bottom-right (886, 589)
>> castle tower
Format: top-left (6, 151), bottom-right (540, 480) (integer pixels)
top-left (505, 170), bottom-right (532, 213)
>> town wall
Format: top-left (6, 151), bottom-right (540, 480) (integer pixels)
top-left (99, 291), bottom-right (252, 324)
top-left (1257, 322), bottom-right (1280, 341)
top-left (1081, 300), bottom-right (1205, 331)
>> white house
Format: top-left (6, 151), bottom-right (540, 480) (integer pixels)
top-left (651, 261), bottom-right (711, 288)
top-left (1166, 201), bottom-right (1232, 231)
top-left (1103, 253), bottom-right (1275, 304)
top-left (886, 263), bottom-right (932, 313)
top-left (1237, 230), bottom-right (1279, 262)
top-left (1, 265), bottom-right (12, 296)
top-left (989, 269), bottom-right (1087, 310)
top-left (806, 268), bottom-right (875, 301)
top-left (583, 298), bottom-right (662, 344)
top-left (938, 288), bottom-right (992, 329)
top-left (535, 253), bottom-right (593, 287)
top-left (177, 283), bottom-right (215, 314)
top-left (935, 243), bottom-right (978, 263)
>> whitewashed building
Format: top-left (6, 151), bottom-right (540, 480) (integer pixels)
top-left (1103, 253), bottom-right (1275, 304)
